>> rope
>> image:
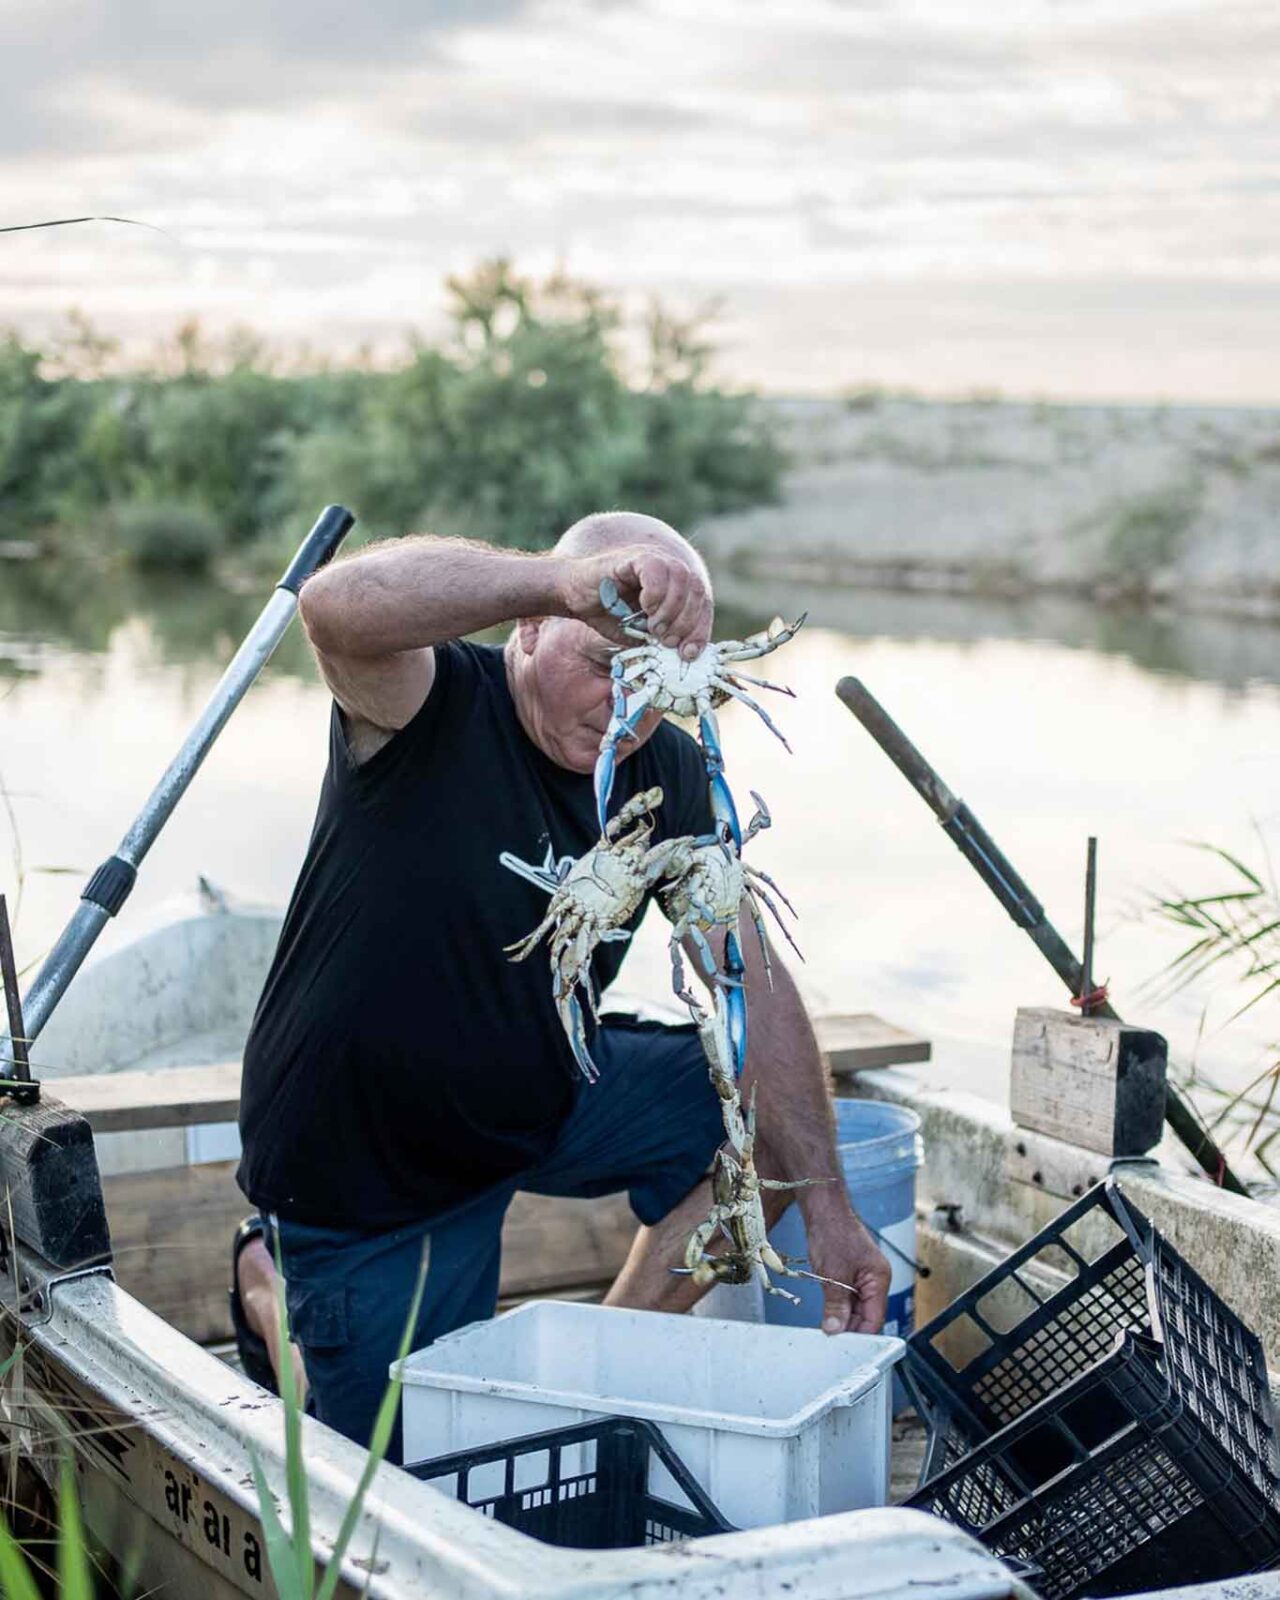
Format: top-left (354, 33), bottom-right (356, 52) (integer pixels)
top-left (1070, 981), bottom-right (1110, 1012)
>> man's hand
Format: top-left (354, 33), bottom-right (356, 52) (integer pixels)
top-left (553, 544), bottom-right (713, 660)
top-left (806, 1211), bottom-right (891, 1335)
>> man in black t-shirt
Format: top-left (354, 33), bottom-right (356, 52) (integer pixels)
top-left (232, 509), bottom-right (890, 1458)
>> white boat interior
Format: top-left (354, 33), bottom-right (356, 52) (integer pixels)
top-left (5, 888), bottom-right (1280, 1600)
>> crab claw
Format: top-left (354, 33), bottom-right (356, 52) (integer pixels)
top-left (598, 577), bottom-right (649, 635)
top-left (593, 739), bottom-right (622, 835)
top-left (723, 928), bottom-right (748, 1078)
top-left (598, 576), bottom-right (632, 623)
top-left (558, 989), bottom-right (601, 1084)
top-left (595, 711), bottom-right (650, 833)
top-left (742, 791), bottom-right (772, 843)
top-left (699, 710), bottom-right (742, 848)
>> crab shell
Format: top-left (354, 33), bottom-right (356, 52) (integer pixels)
top-left (549, 843), bottom-right (651, 930)
top-left (618, 641), bottom-right (732, 717)
top-left (662, 843), bottom-right (745, 931)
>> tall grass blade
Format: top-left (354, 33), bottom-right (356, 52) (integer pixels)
top-left (57, 1457), bottom-right (94, 1600)
top-left (251, 1450), bottom-right (309, 1600)
top-left (117, 1530), bottom-right (148, 1600)
top-left (0, 1511), bottom-right (41, 1600)
top-left (0, 216), bottom-right (172, 239)
top-left (314, 1243), bottom-right (428, 1600)
top-left (259, 1235), bottom-right (314, 1598)
top-left (250, 1239), bottom-right (429, 1600)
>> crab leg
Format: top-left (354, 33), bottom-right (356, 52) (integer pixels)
top-left (503, 905), bottom-right (561, 961)
top-left (556, 986), bottom-right (600, 1084)
top-left (742, 892), bottom-right (775, 988)
top-left (746, 863), bottom-right (798, 918)
top-left (717, 680), bottom-right (794, 752)
top-left (594, 664), bottom-right (655, 832)
top-left (725, 669), bottom-right (796, 698)
top-left (747, 882), bottom-right (805, 963)
top-left (686, 922), bottom-right (719, 981)
top-left (719, 613), bottom-right (807, 661)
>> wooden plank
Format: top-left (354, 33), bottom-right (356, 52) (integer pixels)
top-left (54, 1015), bottom-right (931, 1127)
top-left (0, 1091), bottom-right (111, 1269)
top-left (103, 1161), bottom-right (246, 1345)
top-left (499, 1192), bottom-right (636, 1298)
top-left (816, 1013), bottom-right (931, 1076)
top-left (1010, 1006), bottom-right (1166, 1157)
top-left (55, 1062), bottom-right (242, 1133)
top-left (102, 1162), bottom-right (638, 1346)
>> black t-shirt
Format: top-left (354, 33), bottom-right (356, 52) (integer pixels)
top-left (237, 639), bottom-right (713, 1228)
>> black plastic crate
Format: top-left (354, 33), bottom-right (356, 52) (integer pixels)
top-left (902, 1180), bottom-right (1280, 1599)
top-left (406, 1416), bottom-right (734, 1549)
top-left (910, 1332), bottom-right (1280, 1599)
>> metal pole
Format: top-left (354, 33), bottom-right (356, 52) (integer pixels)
top-left (0, 895), bottom-right (28, 1080)
top-left (836, 675), bottom-right (1247, 1195)
top-left (1, 504), bottom-right (354, 1071)
top-left (1080, 836), bottom-right (1098, 1014)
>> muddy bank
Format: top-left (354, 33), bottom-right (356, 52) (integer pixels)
top-left (698, 396), bottom-right (1280, 622)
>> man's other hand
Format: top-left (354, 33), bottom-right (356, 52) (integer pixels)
top-left (555, 544), bottom-right (713, 661)
top-left (807, 1214), bottom-right (891, 1335)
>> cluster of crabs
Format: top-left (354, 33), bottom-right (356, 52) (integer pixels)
top-left (500, 581), bottom-right (825, 1302)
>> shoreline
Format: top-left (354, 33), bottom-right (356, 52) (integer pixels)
top-left (700, 395), bottom-right (1280, 624)
top-left (716, 544), bottom-right (1280, 625)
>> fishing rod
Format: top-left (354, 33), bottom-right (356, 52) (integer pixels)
top-left (835, 675), bottom-right (1247, 1196)
top-left (0, 504), bottom-right (354, 1082)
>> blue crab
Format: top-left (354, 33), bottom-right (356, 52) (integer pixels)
top-left (593, 578), bottom-right (806, 841)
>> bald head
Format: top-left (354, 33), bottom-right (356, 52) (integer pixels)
top-left (504, 506), bottom-right (714, 772)
top-left (555, 510), bottom-right (712, 594)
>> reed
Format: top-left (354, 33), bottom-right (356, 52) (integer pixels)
top-left (250, 1241), bottom-right (427, 1599)
top-left (1151, 837), bottom-right (1280, 1173)
top-left (0, 1247), bottom-right (427, 1596)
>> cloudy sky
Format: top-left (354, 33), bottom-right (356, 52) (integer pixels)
top-left (3, 0), bottom-right (1279, 399)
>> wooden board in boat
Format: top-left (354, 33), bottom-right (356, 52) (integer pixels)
top-left (102, 1159), bottom-right (637, 1345)
top-left (55, 1011), bottom-right (932, 1136)
top-left (58, 1010), bottom-right (930, 1343)
top-left (818, 1013), bottom-right (932, 1074)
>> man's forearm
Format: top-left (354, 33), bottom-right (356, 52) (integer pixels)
top-left (740, 948), bottom-right (854, 1232)
top-left (691, 917), bottom-right (890, 1330)
top-left (299, 536), bottom-right (566, 657)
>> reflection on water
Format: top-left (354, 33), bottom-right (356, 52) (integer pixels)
top-left (714, 571), bottom-right (1280, 693)
top-left (0, 558), bottom-right (316, 685)
top-left (2, 554), bottom-right (1279, 1110)
top-left (7, 554), bottom-right (1275, 694)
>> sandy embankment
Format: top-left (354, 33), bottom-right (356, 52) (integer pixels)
top-left (699, 396), bottom-right (1280, 622)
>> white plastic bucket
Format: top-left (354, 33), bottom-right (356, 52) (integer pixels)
top-left (766, 1099), bottom-right (924, 1341)
top-left (396, 1300), bottom-right (903, 1530)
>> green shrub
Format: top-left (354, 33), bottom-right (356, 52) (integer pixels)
top-left (108, 498), bottom-right (225, 570)
top-left (1102, 481), bottom-right (1201, 579)
top-left (0, 334), bottom-right (98, 534)
top-left (0, 262), bottom-right (783, 569)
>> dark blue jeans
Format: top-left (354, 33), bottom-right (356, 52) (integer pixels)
top-left (270, 1018), bottom-right (722, 1463)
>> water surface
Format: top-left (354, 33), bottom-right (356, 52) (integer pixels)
top-left (3, 558), bottom-right (1278, 1110)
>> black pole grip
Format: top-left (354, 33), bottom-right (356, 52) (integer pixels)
top-left (277, 504), bottom-right (355, 595)
top-left (82, 854), bottom-right (137, 916)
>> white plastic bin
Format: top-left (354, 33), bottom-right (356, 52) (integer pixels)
top-left (396, 1300), bottom-right (903, 1530)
